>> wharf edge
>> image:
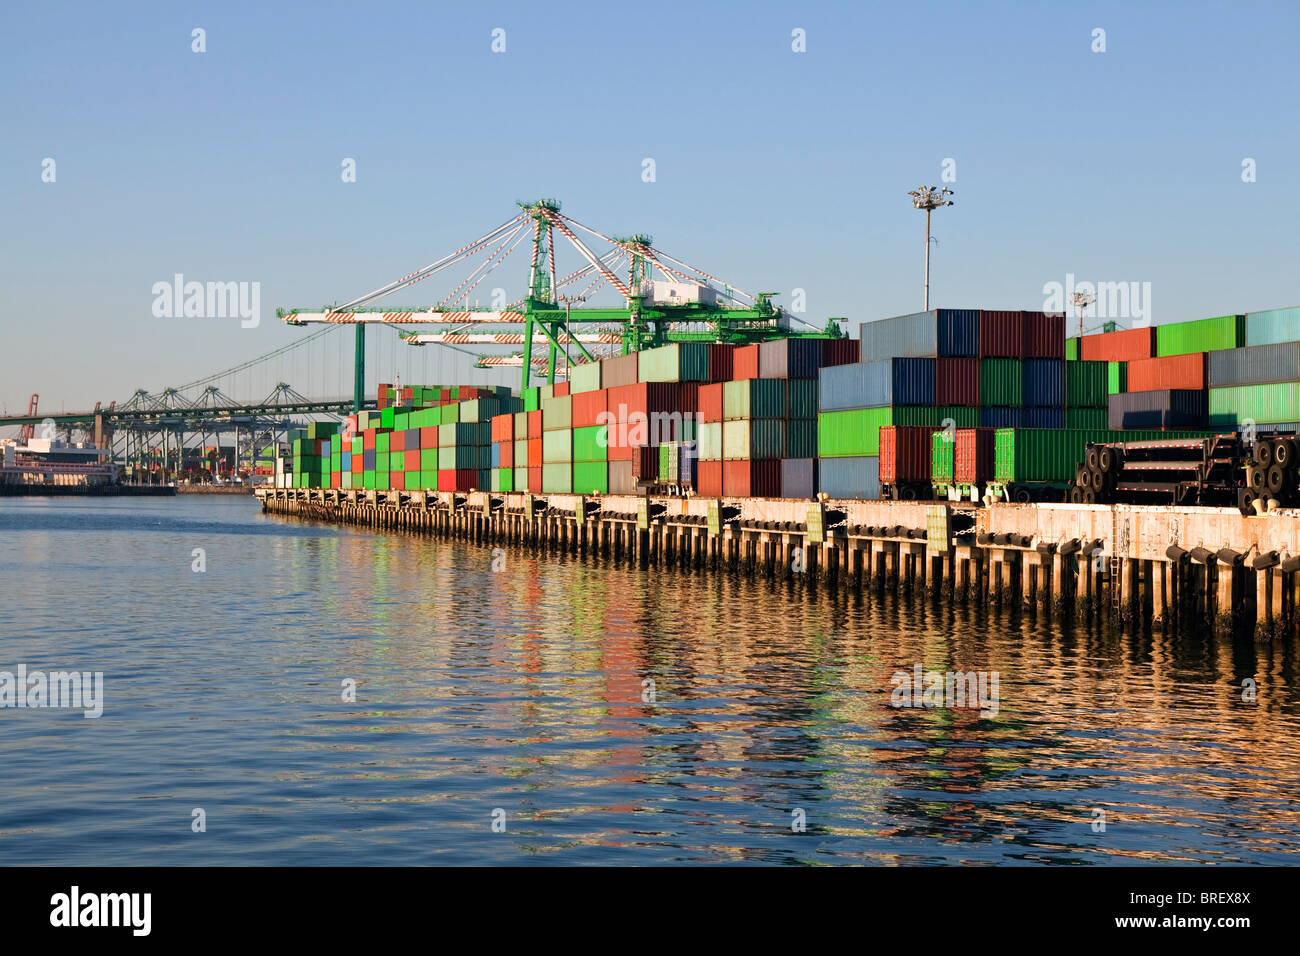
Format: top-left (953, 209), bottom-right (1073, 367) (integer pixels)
top-left (256, 488), bottom-right (1300, 636)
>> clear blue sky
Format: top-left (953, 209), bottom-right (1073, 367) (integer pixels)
top-left (2, 0), bottom-right (1297, 413)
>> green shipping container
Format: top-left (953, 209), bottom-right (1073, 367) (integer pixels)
top-left (723, 379), bottom-right (785, 420)
top-left (786, 419), bottom-right (816, 459)
top-left (722, 419), bottom-right (786, 460)
top-left (305, 421), bottom-right (339, 440)
top-left (542, 395), bottom-right (572, 431)
top-left (513, 466), bottom-right (529, 491)
top-left (377, 432), bottom-right (390, 454)
top-left (380, 407), bottom-right (395, 430)
top-left (523, 388), bottom-right (541, 412)
top-left (1066, 407), bottom-right (1109, 430)
top-left (658, 443), bottom-right (679, 482)
top-left (637, 343), bottom-right (711, 383)
top-left (542, 429), bottom-right (572, 464)
top-left (818, 407), bottom-right (893, 457)
top-left (420, 449), bottom-right (438, 471)
top-left (930, 431), bottom-right (955, 484)
top-left (1065, 337), bottom-right (1079, 361)
top-left (698, 421), bottom-right (722, 460)
top-left (569, 361), bottom-right (602, 394)
top-left (439, 403), bottom-right (460, 425)
top-left (1108, 361), bottom-right (1126, 395)
top-left (1156, 314), bottom-right (1245, 357)
top-left (980, 359), bottom-right (1023, 407)
top-left (994, 428), bottom-right (1211, 483)
top-left (572, 425), bottom-right (607, 462)
top-left (513, 438), bottom-right (528, 466)
top-left (1066, 361), bottom-right (1109, 408)
top-left (438, 445), bottom-right (457, 469)
top-left (394, 412), bottom-right (409, 432)
top-left (363, 472), bottom-right (376, 490)
top-left (513, 412), bottom-right (528, 440)
top-left (892, 406), bottom-right (979, 428)
top-left (573, 461), bottom-right (608, 494)
top-left (491, 467), bottom-right (515, 492)
top-left (542, 463), bottom-right (572, 494)
top-left (1208, 382), bottom-right (1300, 426)
top-left (389, 451), bottom-right (404, 471)
top-left (787, 380), bottom-right (818, 419)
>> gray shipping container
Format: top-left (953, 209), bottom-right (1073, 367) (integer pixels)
top-left (1108, 389), bottom-right (1207, 429)
top-left (780, 458), bottom-right (817, 498)
top-left (860, 312), bottom-right (937, 361)
top-left (1207, 342), bottom-right (1300, 387)
top-left (818, 456), bottom-right (881, 499)
top-left (608, 460), bottom-right (636, 495)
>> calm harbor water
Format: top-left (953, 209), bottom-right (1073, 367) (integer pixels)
top-left (1, 495), bottom-right (1298, 865)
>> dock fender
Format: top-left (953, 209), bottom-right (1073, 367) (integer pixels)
top-left (1280, 553), bottom-right (1300, 574)
top-left (1165, 544), bottom-right (1188, 562)
top-left (1189, 546), bottom-right (1214, 565)
top-left (1215, 547), bottom-right (1243, 566)
top-left (1058, 538), bottom-right (1081, 556)
top-left (1035, 539), bottom-right (1056, 554)
top-left (1252, 550), bottom-right (1280, 570)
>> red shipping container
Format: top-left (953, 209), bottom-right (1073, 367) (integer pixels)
top-left (436, 468), bottom-right (478, 492)
top-left (1023, 311), bottom-right (1066, 358)
top-left (678, 383), bottom-right (699, 415)
top-left (499, 441), bottom-right (513, 468)
top-left (733, 344), bottom-right (760, 380)
top-left (420, 426), bottom-right (438, 448)
top-left (879, 426), bottom-right (933, 484)
top-left (390, 430), bottom-right (405, 452)
top-left (363, 429), bottom-right (377, 450)
top-left (936, 358), bottom-right (980, 406)
top-left (353, 455), bottom-right (363, 475)
top-left (458, 386), bottom-right (480, 400)
top-left (378, 384), bottom-right (390, 402)
top-left (1079, 327), bottom-right (1156, 363)
top-left (1126, 353), bottom-right (1206, 392)
top-left (527, 410), bottom-right (542, 439)
top-left (572, 388), bottom-right (608, 428)
top-left (606, 382), bottom-right (681, 419)
top-left (632, 445), bottom-right (657, 480)
top-left (330, 471), bottom-right (341, 489)
top-left (697, 460), bottom-right (723, 496)
top-left (528, 438), bottom-right (543, 466)
top-left (954, 428), bottom-right (996, 485)
top-left (528, 466), bottom-right (542, 492)
top-left (723, 459), bottom-right (781, 497)
top-left (404, 449), bottom-right (420, 471)
top-left (709, 344), bottom-right (735, 383)
top-left (698, 383), bottom-right (724, 423)
top-left (552, 381), bottom-right (570, 398)
top-left (821, 339), bottom-right (861, 368)
top-left (391, 471), bottom-right (406, 491)
top-left (979, 310), bottom-right (1023, 357)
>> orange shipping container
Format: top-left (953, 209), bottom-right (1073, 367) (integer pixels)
top-left (1079, 327), bottom-right (1156, 363)
top-left (1126, 353), bottom-right (1206, 392)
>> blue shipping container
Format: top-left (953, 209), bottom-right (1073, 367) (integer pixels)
top-left (979, 407), bottom-right (1021, 428)
top-left (781, 458), bottom-right (817, 498)
top-left (1021, 407), bottom-right (1065, 429)
top-left (1108, 390), bottom-right (1207, 429)
top-left (362, 449), bottom-right (377, 470)
top-left (341, 452), bottom-right (351, 471)
top-left (1022, 359), bottom-right (1065, 407)
top-left (819, 358), bottom-right (936, 409)
top-left (1245, 307), bottom-right (1300, 347)
top-left (491, 443), bottom-right (500, 467)
top-left (818, 456), bottom-right (880, 499)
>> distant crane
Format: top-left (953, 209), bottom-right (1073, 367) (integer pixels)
top-left (18, 394), bottom-right (38, 443)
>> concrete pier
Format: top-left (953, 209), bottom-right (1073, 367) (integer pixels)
top-left (257, 489), bottom-right (1300, 637)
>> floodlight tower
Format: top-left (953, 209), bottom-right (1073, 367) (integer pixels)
top-left (1072, 291), bottom-right (1096, 338)
top-left (909, 186), bottom-right (954, 311)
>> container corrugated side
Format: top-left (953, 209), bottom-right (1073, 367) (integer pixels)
top-left (979, 359), bottom-right (1023, 406)
top-left (780, 458), bottom-right (816, 498)
top-left (541, 395), bottom-right (572, 430)
top-left (1126, 353), bottom-right (1207, 392)
top-left (758, 338), bottom-right (821, 379)
top-left (1107, 390), bottom-right (1207, 429)
top-left (979, 310), bottom-right (1023, 357)
top-left (818, 456), bottom-right (880, 499)
top-left (1108, 362), bottom-right (1127, 394)
top-left (723, 379), bottom-right (786, 420)
top-left (1066, 407), bottom-right (1108, 429)
top-left (1208, 383), bottom-right (1300, 426)
top-left (542, 429), bottom-right (572, 464)
top-left (954, 428), bottom-right (996, 485)
top-left (935, 309), bottom-right (979, 357)
top-left (636, 343), bottom-right (710, 383)
top-left (1022, 359), bottom-right (1064, 406)
top-left (569, 361), bottom-right (602, 394)
top-left (930, 431), bottom-right (954, 484)
top-left (1155, 315), bottom-right (1245, 357)
top-left (1244, 306), bottom-right (1300, 347)
top-left (1207, 342), bottom-right (1300, 387)
top-left (995, 427), bottom-right (1210, 483)
top-left (818, 407), bottom-right (892, 457)
top-left (1079, 327), bottom-right (1155, 362)
top-left (935, 357), bottom-right (979, 406)
top-left (820, 361), bottom-right (886, 410)
top-left (859, 311), bottom-right (937, 360)
top-left (722, 419), bottom-right (786, 460)
top-left (879, 426), bottom-right (932, 484)
top-left (1021, 408), bottom-right (1065, 429)
top-left (1066, 360), bottom-right (1109, 407)
top-left (601, 353), bottom-right (640, 389)
top-left (1022, 311), bottom-right (1066, 358)
top-left (894, 406), bottom-right (978, 428)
